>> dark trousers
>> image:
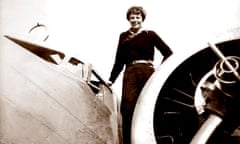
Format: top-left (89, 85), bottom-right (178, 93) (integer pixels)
top-left (121, 63), bottom-right (154, 144)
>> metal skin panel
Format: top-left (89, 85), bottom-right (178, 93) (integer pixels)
top-left (0, 36), bottom-right (119, 144)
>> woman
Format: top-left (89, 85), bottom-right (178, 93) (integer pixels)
top-left (108, 6), bottom-right (173, 144)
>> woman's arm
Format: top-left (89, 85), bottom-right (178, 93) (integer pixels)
top-left (150, 31), bottom-right (173, 62)
top-left (109, 33), bottom-right (126, 83)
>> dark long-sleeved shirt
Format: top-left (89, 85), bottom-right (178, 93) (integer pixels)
top-left (109, 30), bottom-right (173, 83)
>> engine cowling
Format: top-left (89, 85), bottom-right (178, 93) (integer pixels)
top-left (132, 27), bottom-right (240, 144)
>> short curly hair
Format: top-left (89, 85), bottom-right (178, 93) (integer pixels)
top-left (126, 6), bottom-right (146, 21)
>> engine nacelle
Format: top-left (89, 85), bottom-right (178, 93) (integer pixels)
top-left (132, 27), bottom-right (240, 144)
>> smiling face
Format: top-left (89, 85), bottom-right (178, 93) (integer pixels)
top-left (128, 14), bottom-right (143, 30)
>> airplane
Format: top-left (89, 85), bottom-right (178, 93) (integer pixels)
top-left (0, 34), bottom-right (121, 144)
top-left (1, 0), bottom-right (240, 144)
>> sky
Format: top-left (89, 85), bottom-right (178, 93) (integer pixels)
top-left (1, 0), bottom-right (240, 96)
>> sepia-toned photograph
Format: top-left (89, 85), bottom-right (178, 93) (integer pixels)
top-left (1, 0), bottom-right (240, 143)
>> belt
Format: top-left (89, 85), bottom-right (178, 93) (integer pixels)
top-left (131, 60), bottom-right (153, 65)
